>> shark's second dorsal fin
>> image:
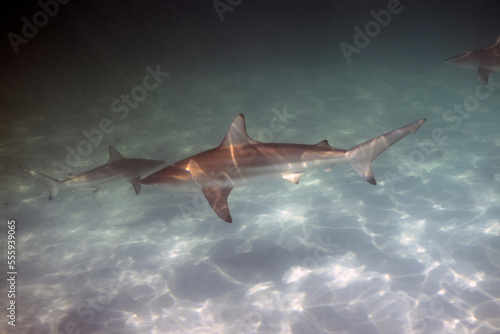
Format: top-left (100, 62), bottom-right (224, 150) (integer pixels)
top-left (220, 114), bottom-right (258, 147)
top-left (107, 146), bottom-right (125, 164)
top-left (315, 140), bottom-right (331, 148)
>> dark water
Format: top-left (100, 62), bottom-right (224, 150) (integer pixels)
top-left (1, 1), bottom-right (500, 333)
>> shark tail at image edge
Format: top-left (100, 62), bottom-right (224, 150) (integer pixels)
top-left (18, 165), bottom-right (61, 200)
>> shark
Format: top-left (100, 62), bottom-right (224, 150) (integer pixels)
top-left (19, 146), bottom-right (166, 200)
top-left (140, 114), bottom-right (426, 223)
top-left (445, 36), bottom-right (500, 85)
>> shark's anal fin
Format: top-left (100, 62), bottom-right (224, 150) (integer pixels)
top-left (202, 186), bottom-right (233, 223)
top-left (282, 172), bottom-right (303, 184)
top-left (129, 177), bottom-right (141, 194)
top-left (478, 67), bottom-right (493, 85)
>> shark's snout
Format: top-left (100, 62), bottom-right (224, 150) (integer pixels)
top-left (444, 55), bottom-right (459, 64)
top-left (445, 51), bottom-right (471, 64)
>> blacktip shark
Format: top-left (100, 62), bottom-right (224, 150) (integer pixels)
top-left (141, 114), bottom-right (426, 223)
top-left (445, 36), bottom-right (500, 85)
top-left (19, 146), bottom-right (166, 200)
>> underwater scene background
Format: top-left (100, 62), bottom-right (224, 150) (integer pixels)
top-left (1, 1), bottom-right (500, 333)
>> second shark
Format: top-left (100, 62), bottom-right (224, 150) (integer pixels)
top-left (19, 146), bottom-right (166, 199)
top-left (446, 36), bottom-right (500, 85)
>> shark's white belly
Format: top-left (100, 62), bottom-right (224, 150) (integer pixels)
top-left (204, 155), bottom-right (343, 188)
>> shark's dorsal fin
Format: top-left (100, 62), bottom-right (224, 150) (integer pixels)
top-left (220, 114), bottom-right (258, 147)
top-left (107, 146), bottom-right (125, 164)
top-left (202, 186), bottom-right (233, 223)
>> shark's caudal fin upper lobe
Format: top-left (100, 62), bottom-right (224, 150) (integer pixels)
top-left (18, 165), bottom-right (61, 200)
top-left (346, 118), bottom-right (426, 185)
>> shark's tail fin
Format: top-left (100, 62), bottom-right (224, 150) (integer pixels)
top-left (346, 119), bottom-right (426, 185)
top-left (18, 165), bottom-right (62, 200)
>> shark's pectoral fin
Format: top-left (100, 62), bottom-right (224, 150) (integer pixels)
top-left (282, 172), bottom-right (303, 184)
top-left (478, 67), bottom-right (493, 85)
top-left (129, 177), bottom-right (142, 194)
top-left (202, 186), bottom-right (233, 223)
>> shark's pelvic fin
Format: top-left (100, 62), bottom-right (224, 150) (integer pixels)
top-left (18, 165), bottom-right (61, 200)
top-left (478, 67), bottom-right (492, 85)
top-left (129, 176), bottom-right (142, 194)
top-left (346, 119), bottom-right (426, 185)
top-left (107, 146), bottom-right (125, 164)
top-left (283, 172), bottom-right (303, 184)
top-left (202, 186), bottom-right (233, 223)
